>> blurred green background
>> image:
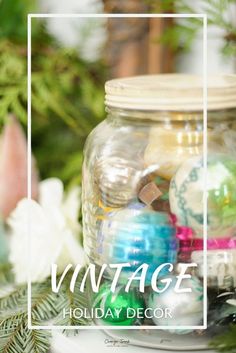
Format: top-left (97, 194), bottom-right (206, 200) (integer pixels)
top-left (0, 0), bottom-right (106, 188)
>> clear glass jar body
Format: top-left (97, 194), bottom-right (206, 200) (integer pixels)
top-left (82, 108), bottom-right (236, 346)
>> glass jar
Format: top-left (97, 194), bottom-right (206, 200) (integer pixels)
top-left (82, 74), bottom-right (236, 349)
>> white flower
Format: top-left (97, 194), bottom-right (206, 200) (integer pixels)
top-left (7, 178), bottom-right (86, 284)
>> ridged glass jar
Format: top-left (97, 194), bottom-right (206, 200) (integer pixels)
top-left (82, 74), bottom-right (236, 349)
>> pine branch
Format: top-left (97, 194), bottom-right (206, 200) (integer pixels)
top-left (0, 284), bottom-right (53, 352)
top-left (0, 285), bottom-right (26, 311)
top-left (55, 269), bottom-right (91, 328)
top-left (24, 325), bottom-right (51, 353)
top-left (0, 314), bottom-right (51, 353)
top-left (0, 269), bottom-right (91, 352)
top-left (30, 280), bottom-right (66, 322)
top-left (0, 283), bottom-right (52, 353)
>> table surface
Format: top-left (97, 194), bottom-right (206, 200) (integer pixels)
top-left (51, 330), bottom-right (216, 353)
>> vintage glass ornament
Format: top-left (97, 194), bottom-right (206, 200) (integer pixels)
top-left (144, 127), bottom-right (203, 180)
top-left (169, 154), bottom-right (236, 238)
top-left (177, 228), bottom-right (236, 262)
top-left (93, 282), bottom-right (145, 325)
top-left (94, 129), bottom-right (161, 210)
top-left (148, 276), bottom-right (203, 333)
top-left (99, 209), bottom-right (178, 283)
top-left (94, 153), bottom-right (143, 208)
top-left (96, 201), bottom-right (146, 258)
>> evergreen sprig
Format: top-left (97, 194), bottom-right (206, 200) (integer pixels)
top-left (0, 35), bottom-right (105, 185)
top-left (0, 284), bottom-right (52, 353)
top-left (0, 0), bottom-right (106, 186)
top-left (55, 269), bottom-right (91, 328)
top-left (0, 286), bottom-right (26, 312)
top-left (0, 315), bottom-right (51, 353)
top-left (0, 270), bottom-right (90, 353)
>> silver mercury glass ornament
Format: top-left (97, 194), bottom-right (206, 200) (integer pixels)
top-left (148, 276), bottom-right (203, 334)
top-left (94, 155), bottom-right (143, 208)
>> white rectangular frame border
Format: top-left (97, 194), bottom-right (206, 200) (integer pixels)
top-left (27, 13), bottom-right (208, 330)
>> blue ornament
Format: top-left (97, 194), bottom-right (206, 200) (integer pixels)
top-left (99, 208), bottom-right (178, 284)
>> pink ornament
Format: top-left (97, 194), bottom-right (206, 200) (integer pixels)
top-left (0, 115), bottom-right (39, 219)
top-left (176, 225), bottom-right (236, 261)
top-left (176, 225), bottom-right (194, 240)
top-left (207, 237), bottom-right (236, 250)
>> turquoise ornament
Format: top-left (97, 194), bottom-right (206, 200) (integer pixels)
top-left (148, 276), bottom-right (203, 333)
top-left (99, 208), bottom-right (178, 284)
top-left (169, 154), bottom-right (236, 238)
top-left (93, 282), bottom-right (145, 325)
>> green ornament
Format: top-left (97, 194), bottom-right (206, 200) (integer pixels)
top-left (93, 282), bottom-right (145, 326)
